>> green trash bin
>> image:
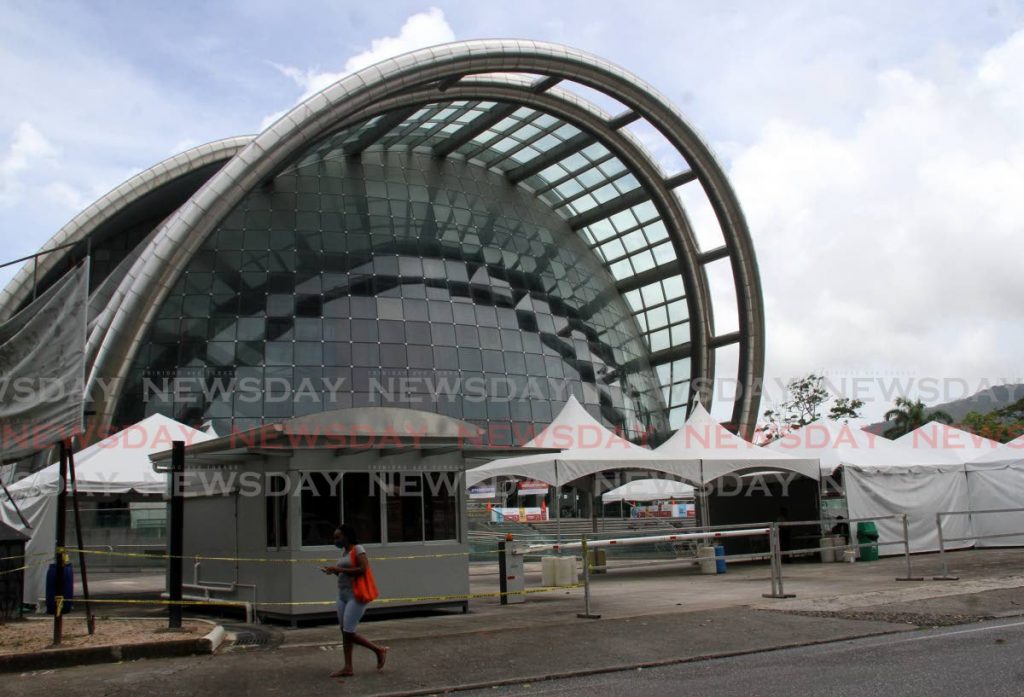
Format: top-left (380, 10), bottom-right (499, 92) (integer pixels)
top-left (856, 521), bottom-right (879, 561)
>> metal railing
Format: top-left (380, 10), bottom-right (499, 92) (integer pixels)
top-left (506, 524), bottom-right (789, 618)
top-left (775, 513), bottom-right (921, 582)
top-left (934, 507), bottom-right (1024, 580)
top-left (498, 513), bottom-right (925, 618)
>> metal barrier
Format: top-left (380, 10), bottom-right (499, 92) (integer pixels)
top-left (500, 525), bottom-right (789, 618)
top-left (934, 507), bottom-right (1024, 580)
top-left (775, 513), bottom-right (921, 582)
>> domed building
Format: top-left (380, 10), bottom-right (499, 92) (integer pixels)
top-left (0, 40), bottom-right (768, 619)
top-left (0, 40), bottom-right (764, 447)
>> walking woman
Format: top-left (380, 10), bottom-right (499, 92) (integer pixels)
top-left (320, 524), bottom-right (389, 677)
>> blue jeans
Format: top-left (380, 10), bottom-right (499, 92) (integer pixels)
top-left (336, 588), bottom-right (367, 633)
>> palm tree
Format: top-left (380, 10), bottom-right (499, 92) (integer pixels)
top-left (884, 397), bottom-right (953, 439)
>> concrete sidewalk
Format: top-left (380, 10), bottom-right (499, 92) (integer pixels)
top-left (9, 549), bottom-right (1024, 696)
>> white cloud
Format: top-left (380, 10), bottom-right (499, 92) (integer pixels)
top-left (0, 122), bottom-right (58, 205)
top-left (261, 7), bottom-right (455, 130)
top-left (727, 28), bottom-right (1024, 418)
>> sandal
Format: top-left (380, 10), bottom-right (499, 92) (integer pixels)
top-left (376, 647), bottom-right (389, 671)
top-left (330, 669), bottom-right (354, 678)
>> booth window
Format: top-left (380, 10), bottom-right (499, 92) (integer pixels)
top-left (342, 473), bottom-right (382, 544)
top-left (382, 472), bottom-right (459, 543)
top-left (266, 473), bottom-right (289, 549)
top-left (386, 473), bottom-right (424, 543)
top-left (300, 472), bottom-right (341, 547)
top-left (425, 472), bottom-right (459, 541)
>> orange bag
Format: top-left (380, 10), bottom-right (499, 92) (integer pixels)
top-left (351, 548), bottom-right (379, 603)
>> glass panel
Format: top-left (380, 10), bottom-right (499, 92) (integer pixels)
top-left (424, 472), bottom-right (459, 541)
top-left (385, 473), bottom-right (424, 543)
top-left (300, 472), bottom-right (340, 547)
top-left (342, 472), bottom-right (382, 544)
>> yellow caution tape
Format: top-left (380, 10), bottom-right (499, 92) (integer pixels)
top-left (65, 547), bottom-right (498, 564)
top-left (74, 584), bottom-right (583, 608)
top-left (0, 559), bottom-right (51, 576)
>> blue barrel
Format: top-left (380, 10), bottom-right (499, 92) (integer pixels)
top-left (714, 545), bottom-right (727, 574)
top-left (45, 563), bottom-right (74, 615)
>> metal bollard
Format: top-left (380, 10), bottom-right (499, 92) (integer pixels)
top-left (932, 513), bottom-right (959, 581)
top-left (576, 535), bottom-right (600, 619)
top-left (762, 523), bottom-right (795, 599)
top-left (895, 513), bottom-right (923, 581)
top-left (498, 537), bottom-right (526, 604)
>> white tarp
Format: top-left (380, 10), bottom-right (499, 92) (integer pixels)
top-left (656, 404), bottom-right (820, 482)
top-left (465, 396), bottom-right (702, 486)
top-left (603, 478), bottom-right (695, 503)
top-left (0, 262), bottom-right (89, 462)
top-left (965, 435), bottom-right (1024, 547)
top-left (0, 413), bottom-right (214, 603)
top-left (769, 421), bottom-right (971, 554)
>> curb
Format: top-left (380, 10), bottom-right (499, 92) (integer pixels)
top-left (0, 623), bottom-right (226, 674)
top-left (365, 627), bottom-right (911, 697)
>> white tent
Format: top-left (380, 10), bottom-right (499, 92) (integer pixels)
top-left (965, 435), bottom-right (1024, 547)
top-left (602, 478), bottom-right (695, 503)
top-left (896, 423), bottom-right (1002, 463)
top-left (465, 397), bottom-right (702, 487)
top-left (769, 421), bottom-right (971, 554)
top-left (0, 414), bottom-right (214, 603)
top-left (655, 404), bottom-right (820, 527)
top-left (655, 404), bottom-right (820, 482)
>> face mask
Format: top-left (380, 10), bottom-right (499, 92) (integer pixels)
top-left (335, 541), bottom-right (345, 549)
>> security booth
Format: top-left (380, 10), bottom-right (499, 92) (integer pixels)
top-left (0, 520), bottom-right (28, 621)
top-left (149, 407), bottom-right (533, 624)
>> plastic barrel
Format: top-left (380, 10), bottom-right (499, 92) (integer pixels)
top-left (714, 544), bottom-right (727, 574)
top-left (819, 537), bottom-right (835, 563)
top-left (541, 556), bottom-right (559, 587)
top-left (555, 557), bottom-right (578, 587)
top-left (698, 546), bottom-right (717, 574)
top-left (45, 563), bottom-right (74, 615)
top-left (832, 536), bottom-right (846, 562)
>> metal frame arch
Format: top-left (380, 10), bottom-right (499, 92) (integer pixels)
top-left (86, 40), bottom-right (763, 437)
top-left (329, 81), bottom-right (715, 423)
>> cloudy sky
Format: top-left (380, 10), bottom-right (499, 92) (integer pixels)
top-left (1, 1), bottom-right (1022, 422)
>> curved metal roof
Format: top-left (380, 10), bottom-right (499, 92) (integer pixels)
top-left (60, 40), bottom-right (763, 438)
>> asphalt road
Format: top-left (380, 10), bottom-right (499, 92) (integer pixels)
top-left (460, 618), bottom-right (1024, 697)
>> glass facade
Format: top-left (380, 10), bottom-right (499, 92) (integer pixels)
top-left (115, 144), bottom-right (667, 443)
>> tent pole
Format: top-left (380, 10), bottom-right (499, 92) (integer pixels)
top-left (555, 462), bottom-right (561, 546)
top-left (67, 443), bottom-right (95, 634)
top-left (699, 459), bottom-right (710, 530)
top-left (591, 475), bottom-right (599, 534)
top-left (52, 442), bottom-right (69, 646)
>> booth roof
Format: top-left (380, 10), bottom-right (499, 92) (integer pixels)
top-left (896, 423), bottom-right (1003, 464)
top-left (6, 413), bottom-right (214, 497)
top-left (768, 420), bottom-right (962, 473)
top-left (149, 407), bottom-right (543, 468)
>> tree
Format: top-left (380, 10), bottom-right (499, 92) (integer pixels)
top-left (883, 397), bottom-right (953, 439)
top-left (960, 405), bottom-right (1024, 443)
top-left (759, 374), bottom-right (863, 442)
top-left (829, 396), bottom-right (865, 422)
